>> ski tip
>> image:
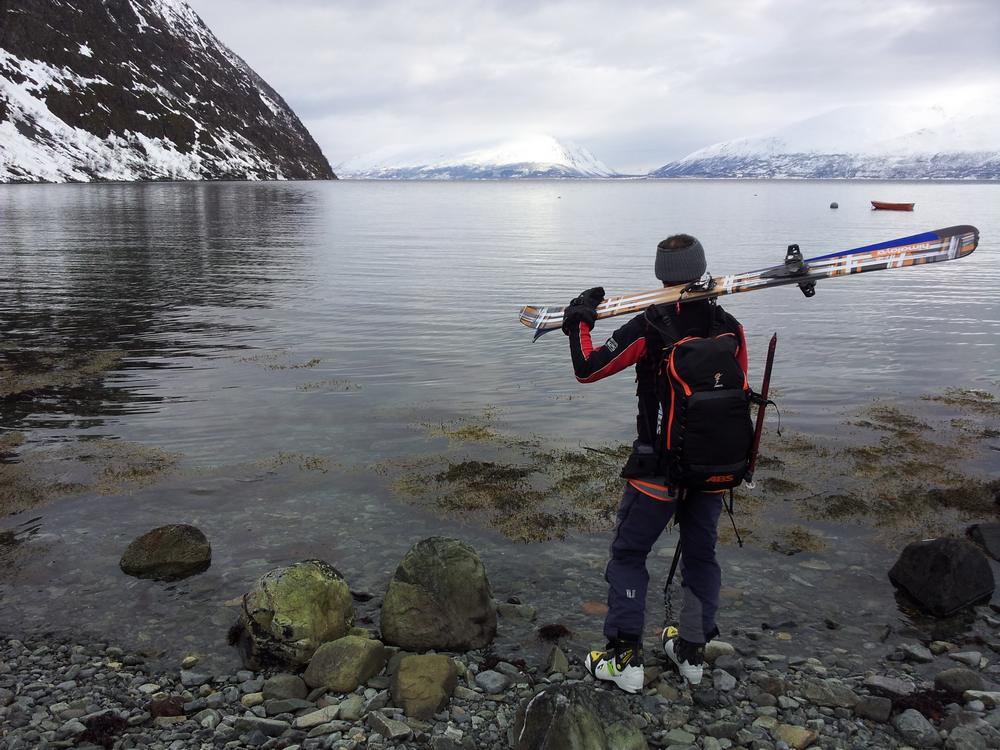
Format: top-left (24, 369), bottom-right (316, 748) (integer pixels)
top-left (532, 327), bottom-right (558, 342)
top-left (935, 225), bottom-right (980, 258)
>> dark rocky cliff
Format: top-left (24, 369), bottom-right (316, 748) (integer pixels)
top-left (0, 0), bottom-right (335, 181)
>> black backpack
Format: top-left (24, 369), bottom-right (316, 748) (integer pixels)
top-left (648, 305), bottom-right (754, 491)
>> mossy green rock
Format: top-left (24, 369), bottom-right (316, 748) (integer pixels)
top-left (236, 559), bottom-right (354, 670)
top-left (512, 683), bottom-right (647, 750)
top-left (381, 537), bottom-right (496, 651)
top-left (303, 635), bottom-right (387, 692)
top-left (390, 654), bottom-right (458, 719)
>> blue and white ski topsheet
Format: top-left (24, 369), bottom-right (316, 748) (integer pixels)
top-left (519, 225), bottom-right (979, 338)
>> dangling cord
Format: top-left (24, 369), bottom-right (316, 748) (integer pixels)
top-left (726, 488), bottom-right (743, 547)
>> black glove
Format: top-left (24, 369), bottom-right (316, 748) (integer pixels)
top-left (561, 286), bottom-right (605, 335)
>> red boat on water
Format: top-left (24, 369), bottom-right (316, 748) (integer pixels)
top-left (871, 201), bottom-right (915, 211)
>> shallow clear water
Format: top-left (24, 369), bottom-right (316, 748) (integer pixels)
top-left (1, 180), bottom-right (998, 668)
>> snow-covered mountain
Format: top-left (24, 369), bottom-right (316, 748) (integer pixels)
top-left (650, 105), bottom-right (1000, 179)
top-left (338, 134), bottom-right (616, 179)
top-left (0, 0), bottom-right (333, 183)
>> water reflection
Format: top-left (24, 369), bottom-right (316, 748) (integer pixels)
top-left (1, 183), bottom-right (320, 433)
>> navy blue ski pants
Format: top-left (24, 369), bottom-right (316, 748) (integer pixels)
top-left (604, 482), bottom-right (723, 645)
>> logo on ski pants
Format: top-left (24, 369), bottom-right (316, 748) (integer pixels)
top-left (603, 483), bottom-right (723, 644)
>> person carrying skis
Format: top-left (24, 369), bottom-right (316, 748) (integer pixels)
top-left (562, 234), bottom-right (749, 694)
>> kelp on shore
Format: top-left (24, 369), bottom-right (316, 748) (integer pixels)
top-left (380, 387), bottom-right (1000, 549)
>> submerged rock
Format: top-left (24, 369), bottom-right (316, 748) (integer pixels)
top-left (233, 559), bottom-right (354, 670)
top-left (380, 537), bottom-right (497, 651)
top-left (889, 537), bottom-right (994, 616)
top-left (512, 682), bottom-right (648, 750)
top-left (119, 524), bottom-right (211, 581)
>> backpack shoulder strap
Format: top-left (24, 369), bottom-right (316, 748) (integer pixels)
top-left (643, 304), bottom-right (682, 346)
top-left (707, 302), bottom-right (729, 337)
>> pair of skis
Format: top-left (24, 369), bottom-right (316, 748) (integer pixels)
top-left (518, 225), bottom-right (980, 340)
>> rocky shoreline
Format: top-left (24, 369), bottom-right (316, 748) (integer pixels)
top-left (3, 533), bottom-right (1000, 750)
top-left (3, 611), bottom-right (1000, 750)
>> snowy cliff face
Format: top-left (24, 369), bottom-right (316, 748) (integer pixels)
top-left (339, 134), bottom-right (616, 179)
top-left (0, 0), bottom-right (334, 182)
top-left (650, 106), bottom-right (1000, 179)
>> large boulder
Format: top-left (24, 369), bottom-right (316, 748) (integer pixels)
top-left (380, 537), bottom-right (497, 651)
top-left (303, 635), bottom-right (387, 692)
top-left (889, 537), bottom-right (994, 617)
top-left (120, 524), bottom-right (211, 581)
top-left (390, 654), bottom-right (458, 719)
top-left (233, 559), bottom-right (354, 670)
top-left (512, 683), bottom-right (647, 750)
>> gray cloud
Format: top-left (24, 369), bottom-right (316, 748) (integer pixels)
top-left (187, 0), bottom-right (1000, 173)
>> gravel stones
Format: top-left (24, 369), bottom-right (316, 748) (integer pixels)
top-left (390, 654), bottom-right (458, 719)
top-left (303, 635), bottom-right (387, 692)
top-left (380, 537), bottom-right (497, 652)
top-left (234, 559), bottom-right (355, 670)
top-left (894, 708), bottom-right (942, 747)
top-left (119, 524), bottom-right (211, 581)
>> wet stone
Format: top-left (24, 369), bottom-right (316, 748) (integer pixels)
top-left (950, 652), bottom-right (983, 668)
top-left (901, 644), bottom-right (935, 663)
top-left (864, 674), bottom-right (915, 698)
top-left (234, 716), bottom-right (290, 737)
top-left (263, 673), bottom-right (309, 701)
top-left (936, 668), bottom-right (985, 695)
top-left (265, 698), bottom-right (314, 716)
top-left (894, 708), bottom-right (942, 747)
top-left (854, 696), bottom-right (893, 723)
top-left (474, 670), bottom-right (509, 694)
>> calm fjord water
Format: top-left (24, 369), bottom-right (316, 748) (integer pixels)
top-left (1, 179), bottom-right (998, 663)
top-left (3, 180), bottom-right (998, 453)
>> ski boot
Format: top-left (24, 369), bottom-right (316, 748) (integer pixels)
top-left (661, 625), bottom-right (704, 686)
top-left (584, 639), bottom-right (644, 694)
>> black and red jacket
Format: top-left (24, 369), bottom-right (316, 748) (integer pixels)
top-left (568, 299), bottom-right (748, 447)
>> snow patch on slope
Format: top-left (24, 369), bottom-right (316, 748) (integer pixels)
top-left (0, 0), bottom-right (331, 183)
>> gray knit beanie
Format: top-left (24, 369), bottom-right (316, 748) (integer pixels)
top-left (655, 234), bottom-right (707, 284)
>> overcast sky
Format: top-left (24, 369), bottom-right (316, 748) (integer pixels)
top-left (187, 0), bottom-right (1000, 173)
